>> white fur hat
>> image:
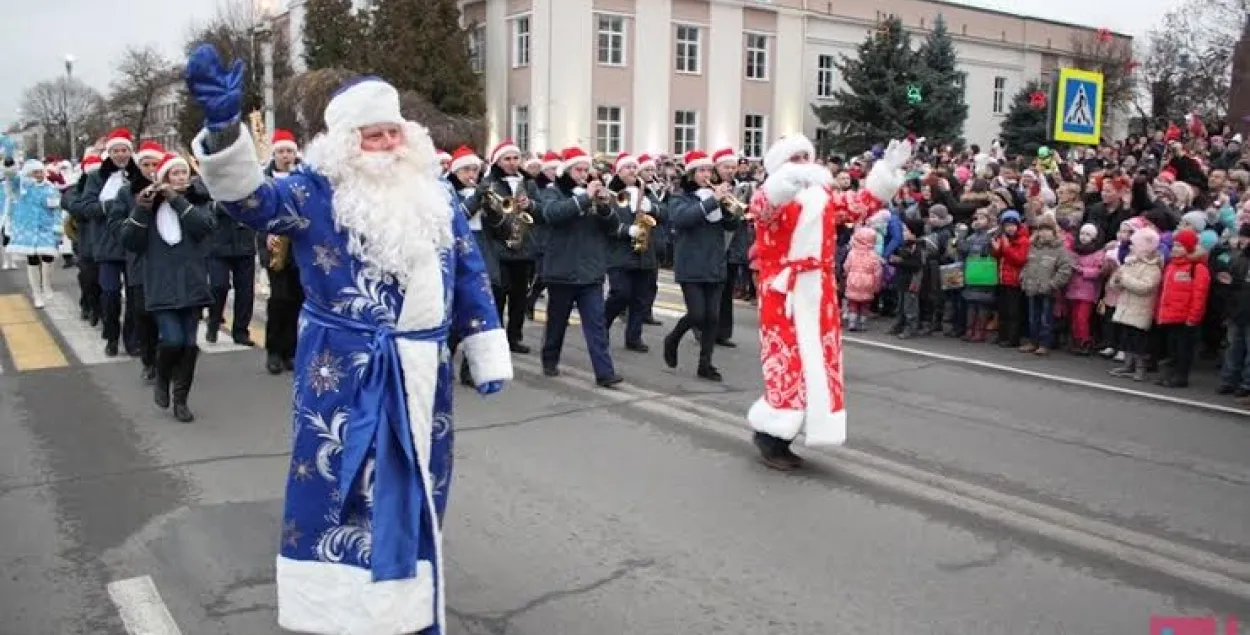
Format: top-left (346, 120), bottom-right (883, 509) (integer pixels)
top-left (21, 159), bottom-right (44, 176)
top-left (324, 76), bottom-right (405, 133)
top-left (763, 134), bottom-right (816, 175)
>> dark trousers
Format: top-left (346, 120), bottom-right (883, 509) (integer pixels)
top-left (153, 307), bottom-right (201, 348)
top-left (996, 286), bottom-right (1025, 346)
top-left (207, 256), bottom-right (255, 340)
top-left (718, 264), bottom-right (738, 341)
top-left (77, 257), bottom-right (100, 318)
top-left (671, 282), bottom-right (722, 368)
top-left (1164, 324), bottom-right (1199, 383)
top-left (541, 282), bottom-right (615, 380)
top-left (605, 268), bottom-right (651, 346)
top-left (1220, 323), bottom-right (1250, 390)
top-left (127, 285), bottom-right (158, 367)
top-left (97, 261), bottom-right (127, 344)
top-left (493, 259), bottom-right (532, 344)
top-left (266, 296), bottom-right (302, 360)
top-left (639, 267), bottom-right (659, 320)
top-left (1027, 294), bottom-right (1056, 348)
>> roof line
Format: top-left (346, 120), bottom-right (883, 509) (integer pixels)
top-left (919, 0), bottom-right (1132, 38)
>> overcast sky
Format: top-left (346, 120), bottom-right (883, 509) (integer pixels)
top-left (0, 0), bottom-right (1184, 131)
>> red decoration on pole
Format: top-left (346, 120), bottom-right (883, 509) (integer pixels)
top-left (1124, 59), bottom-right (1139, 73)
top-left (1096, 28), bottom-right (1112, 43)
top-left (1029, 91), bottom-right (1047, 110)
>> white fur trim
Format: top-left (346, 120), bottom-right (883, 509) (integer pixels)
top-left (136, 148), bottom-right (164, 163)
top-left (325, 80), bottom-right (404, 133)
top-left (542, 159), bottom-right (562, 171)
top-left (615, 156), bottom-right (639, 171)
top-left (193, 124), bottom-right (265, 202)
top-left (156, 156), bottom-right (188, 182)
top-left (449, 154), bottom-right (481, 174)
top-left (272, 139), bottom-right (298, 153)
top-left (638, 158), bottom-right (656, 170)
top-left (764, 134), bottom-right (816, 176)
top-left (748, 399), bottom-right (806, 440)
top-left (763, 163), bottom-right (832, 207)
top-left (685, 157), bottom-right (713, 171)
top-left (863, 160), bottom-right (903, 204)
top-left (104, 137), bottom-right (132, 152)
top-left (491, 144), bottom-right (520, 165)
top-left (558, 155), bottom-right (590, 175)
top-left (276, 556), bottom-right (435, 635)
top-left (461, 328), bottom-right (514, 383)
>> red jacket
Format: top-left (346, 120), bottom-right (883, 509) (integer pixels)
top-left (991, 226), bottom-right (1031, 287)
top-left (1155, 255), bottom-right (1210, 326)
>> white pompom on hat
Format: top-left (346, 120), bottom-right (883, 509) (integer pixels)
top-left (324, 76), bottom-right (405, 133)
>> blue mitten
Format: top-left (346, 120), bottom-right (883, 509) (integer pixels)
top-left (185, 44), bottom-right (246, 132)
top-left (476, 381), bottom-right (503, 396)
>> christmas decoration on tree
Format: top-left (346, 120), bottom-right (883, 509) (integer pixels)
top-left (907, 84), bottom-right (922, 104)
top-left (999, 80), bottom-right (1051, 157)
top-left (911, 13), bottom-right (968, 148)
top-left (1029, 90), bottom-right (1047, 110)
top-left (1096, 27), bottom-right (1112, 43)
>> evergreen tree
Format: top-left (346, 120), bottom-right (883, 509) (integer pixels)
top-left (811, 15), bottom-right (921, 155)
top-left (998, 81), bottom-right (1050, 157)
top-left (914, 14), bottom-right (967, 147)
top-left (303, 0), bottom-right (365, 71)
top-left (369, 0), bottom-right (484, 116)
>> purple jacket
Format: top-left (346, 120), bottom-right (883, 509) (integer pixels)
top-left (1066, 247), bottom-right (1105, 302)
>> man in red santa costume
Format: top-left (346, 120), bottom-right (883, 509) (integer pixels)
top-left (747, 134), bottom-right (912, 470)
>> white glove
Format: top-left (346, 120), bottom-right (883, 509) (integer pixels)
top-left (881, 139), bottom-right (914, 172)
top-left (627, 225), bottom-right (642, 238)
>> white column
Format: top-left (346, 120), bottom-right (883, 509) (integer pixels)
top-left (632, 0), bottom-right (671, 154)
top-left (547, 0), bottom-right (593, 148)
top-left (530, 0), bottom-right (553, 152)
top-left (771, 12), bottom-right (804, 140)
top-left (484, 0), bottom-right (509, 147)
top-left (705, 3), bottom-right (743, 150)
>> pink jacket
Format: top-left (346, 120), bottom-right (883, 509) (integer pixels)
top-left (843, 227), bottom-right (884, 302)
top-left (1065, 247), bottom-right (1105, 302)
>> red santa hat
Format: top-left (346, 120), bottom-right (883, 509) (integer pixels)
top-left (81, 154), bottom-right (103, 173)
top-left (436, 149), bottom-right (451, 163)
top-left (557, 146), bottom-right (591, 175)
top-left (489, 139), bottom-right (521, 165)
top-left (613, 152), bottom-right (639, 172)
top-left (683, 150), bottom-right (713, 171)
top-left (103, 128), bottom-right (133, 152)
top-left (763, 134), bottom-right (816, 175)
top-left (155, 153), bottom-right (189, 182)
top-left (638, 154), bottom-right (656, 170)
top-left (712, 147), bottom-right (738, 166)
top-left (523, 155), bottom-right (541, 170)
top-left (271, 129), bottom-right (298, 153)
top-left (541, 151), bottom-right (561, 171)
top-left (448, 145), bottom-right (481, 173)
top-left (324, 76), bottom-right (404, 133)
top-left (136, 141), bottom-right (164, 163)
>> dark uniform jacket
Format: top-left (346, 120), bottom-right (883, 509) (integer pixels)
top-left (605, 174), bottom-right (667, 271)
top-left (69, 158), bottom-right (144, 263)
top-left (668, 179), bottom-right (742, 284)
top-left (481, 163), bottom-right (542, 262)
top-left (116, 183), bottom-right (216, 312)
top-left (537, 173), bottom-right (623, 286)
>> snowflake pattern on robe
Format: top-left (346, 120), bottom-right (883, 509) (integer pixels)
top-left (3, 174), bottom-right (63, 256)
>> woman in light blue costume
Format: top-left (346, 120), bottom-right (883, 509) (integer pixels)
top-left (186, 45), bottom-right (512, 635)
top-left (5, 159), bottom-right (63, 307)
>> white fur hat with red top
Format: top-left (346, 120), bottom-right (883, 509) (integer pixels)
top-left (136, 141), bottom-right (165, 163)
top-left (712, 147), bottom-right (738, 166)
top-left (683, 150), bottom-right (713, 171)
top-left (81, 154), bottom-right (103, 173)
top-left (448, 145), bottom-right (481, 173)
top-left (103, 128), bottom-right (134, 152)
top-left (489, 139), bottom-right (521, 165)
top-left (637, 154), bottom-right (656, 171)
top-left (271, 129), bottom-right (298, 153)
top-left (541, 151), bottom-right (561, 171)
top-left (155, 152), bottom-right (189, 182)
top-left (613, 152), bottom-right (639, 173)
top-left (558, 146), bottom-right (591, 175)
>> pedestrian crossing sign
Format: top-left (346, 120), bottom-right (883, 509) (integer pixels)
top-left (1052, 68), bottom-right (1104, 145)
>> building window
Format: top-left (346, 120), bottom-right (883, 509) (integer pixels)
top-left (597, 15), bottom-right (626, 66)
top-left (468, 26), bottom-right (485, 74)
top-left (673, 110), bottom-right (698, 154)
top-left (745, 34), bottom-right (768, 80)
top-left (993, 76), bottom-right (1007, 114)
top-left (596, 106), bottom-right (623, 154)
top-left (512, 16), bottom-right (530, 68)
top-left (675, 25), bottom-right (700, 74)
top-left (816, 54), bottom-right (835, 99)
top-left (742, 114), bottom-right (766, 159)
top-left (512, 105), bottom-right (530, 152)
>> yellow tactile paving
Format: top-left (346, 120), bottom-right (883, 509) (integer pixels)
top-left (0, 294), bottom-right (69, 371)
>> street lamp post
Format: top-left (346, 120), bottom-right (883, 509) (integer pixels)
top-left (65, 54), bottom-right (76, 161)
top-left (253, 0), bottom-right (276, 134)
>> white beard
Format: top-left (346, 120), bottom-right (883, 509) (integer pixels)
top-left (303, 121), bottom-right (453, 289)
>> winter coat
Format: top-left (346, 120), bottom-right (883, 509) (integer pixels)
top-left (4, 175), bottom-right (62, 256)
top-left (991, 226), bottom-right (1031, 287)
top-left (1065, 245), bottom-right (1105, 302)
top-left (890, 239), bottom-right (924, 292)
top-left (537, 173), bottom-right (624, 286)
top-left (1020, 232), bottom-right (1074, 296)
top-left (958, 228), bottom-right (996, 304)
top-left (669, 181), bottom-right (741, 283)
top-left (117, 187), bottom-right (217, 312)
top-left (1100, 240), bottom-right (1130, 307)
top-left (70, 159), bottom-right (144, 263)
top-left (1227, 248), bottom-right (1250, 326)
top-left (843, 229), bottom-right (883, 302)
top-left (1155, 254), bottom-right (1210, 326)
top-left (1111, 252), bottom-right (1163, 330)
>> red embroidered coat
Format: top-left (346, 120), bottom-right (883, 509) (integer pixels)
top-left (747, 178), bottom-right (883, 446)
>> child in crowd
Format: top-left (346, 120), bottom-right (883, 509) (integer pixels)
top-left (1019, 216), bottom-right (1074, 355)
top-left (1154, 228), bottom-right (1211, 387)
top-left (1109, 227), bottom-right (1164, 382)
top-left (1067, 223), bottom-right (1106, 355)
top-left (1099, 220), bottom-right (1136, 360)
top-left (843, 226), bottom-right (884, 332)
top-left (992, 210), bottom-right (1030, 348)
top-left (959, 209), bottom-right (997, 342)
top-left (888, 218), bottom-right (926, 339)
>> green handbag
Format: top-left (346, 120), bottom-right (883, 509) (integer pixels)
top-left (964, 255), bottom-right (999, 286)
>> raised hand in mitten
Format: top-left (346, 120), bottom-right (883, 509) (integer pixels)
top-left (882, 139), bottom-right (915, 173)
top-left (185, 44), bottom-right (245, 132)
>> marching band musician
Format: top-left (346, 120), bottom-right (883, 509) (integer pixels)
top-left (65, 152), bottom-right (103, 325)
top-left (481, 139), bottom-right (540, 354)
top-left (662, 149), bottom-right (742, 382)
top-left (711, 147), bottom-right (745, 348)
top-left (259, 129), bottom-right (303, 374)
top-left (536, 146), bottom-right (624, 387)
top-left (636, 154), bottom-right (666, 326)
top-left (604, 152), bottom-right (666, 352)
top-left (120, 141), bottom-right (168, 381)
top-left (205, 131), bottom-right (259, 348)
top-left (525, 150), bottom-right (561, 319)
top-left (443, 145), bottom-right (513, 386)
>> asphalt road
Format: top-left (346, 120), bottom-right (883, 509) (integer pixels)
top-left (0, 265), bottom-right (1247, 635)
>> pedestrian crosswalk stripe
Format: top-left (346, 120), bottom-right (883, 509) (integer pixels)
top-left (45, 290), bottom-right (116, 365)
top-left (0, 294), bottom-right (69, 371)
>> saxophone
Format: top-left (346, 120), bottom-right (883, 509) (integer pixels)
top-left (626, 186), bottom-right (656, 253)
top-left (250, 111), bottom-right (291, 271)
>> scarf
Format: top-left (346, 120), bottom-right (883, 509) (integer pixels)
top-left (155, 200), bottom-right (181, 246)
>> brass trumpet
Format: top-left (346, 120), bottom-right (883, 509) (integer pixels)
top-left (481, 188), bottom-right (515, 215)
top-left (721, 194), bottom-right (748, 217)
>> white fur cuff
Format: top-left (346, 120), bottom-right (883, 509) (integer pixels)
top-left (193, 124), bottom-right (265, 203)
top-left (276, 556), bottom-right (434, 635)
top-left (864, 162), bottom-right (903, 204)
top-left (747, 398), bottom-right (805, 441)
top-left (462, 328), bottom-right (514, 383)
top-left (803, 409), bottom-right (847, 447)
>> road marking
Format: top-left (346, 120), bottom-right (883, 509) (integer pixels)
top-left (842, 336), bottom-right (1250, 417)
top-left (44, 290), bottom-right (120, 366)
top-left (509, 357), bottom-right (1250, 602)
top-left (0, 294), bottom-right (69, 371)
top-left (106, 575), bottom-right (184, 635)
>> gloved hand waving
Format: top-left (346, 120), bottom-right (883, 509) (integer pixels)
top-left (185, 44), bottom-right (246, 132)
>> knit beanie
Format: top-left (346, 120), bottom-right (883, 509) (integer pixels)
top-left (928, 204), bottom-right (951, 226)
top-left (1000, 209), bottom-right (1022, 226)
top-left (1181, 210), bottom-right (1208, 232)
top-left (1131, 227), bottom-right (1160, 256)
top-left (1173, 228), bottom-right (1199, 254)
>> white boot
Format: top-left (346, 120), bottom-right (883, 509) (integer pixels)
top-left (26, 264), bottom-right (44, 308)
top-left (40, 261), bottom-right (54, 299)
top-left (0, 249), bottom-right (13, 270)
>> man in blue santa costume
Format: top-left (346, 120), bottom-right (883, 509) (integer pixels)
top-left (185, 45), bottom-right (513, 634)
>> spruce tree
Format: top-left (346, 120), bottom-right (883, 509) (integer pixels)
top-left (998, 81), bottom-right (1050, 157)
top-left (914, 14), bottom-right (967, 147)
top-left (302, 0), bottom-right (364, 71)
top-left (811, 15), bottom-right (920, 155)
top-left (369, 0), bottom-right (484, 116)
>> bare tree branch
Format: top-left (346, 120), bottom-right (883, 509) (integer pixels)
top-left (108, 45), bottom-right (179, 141)
top-left (18, 77), bottom-right (108, 158)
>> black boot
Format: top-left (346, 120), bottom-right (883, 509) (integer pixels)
top-left (171, 346), bottom-right (199, 423)
top-left (265, 351), bottom-right (284, 375)
top-left (153, 346), bottom-right (181, 409)
top-left (753, 432), bottom-right (798, 471)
